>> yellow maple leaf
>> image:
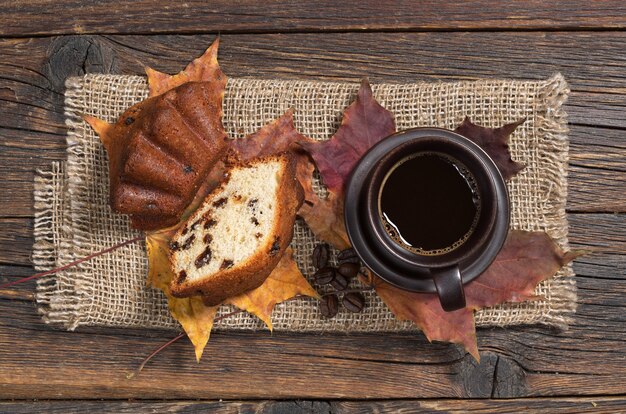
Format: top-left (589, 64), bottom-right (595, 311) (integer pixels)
top-left (226, 248), bottom-right (320, 331)
top-left (145, 229), bottom-right (218, 362)
top-left (146, 230), bottom-right (318, 360)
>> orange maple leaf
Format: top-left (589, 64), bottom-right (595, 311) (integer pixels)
top-left (146, 37), bottom-right (226, 97)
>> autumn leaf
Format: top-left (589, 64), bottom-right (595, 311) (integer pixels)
top-left (372, 275), bottom-right (479, 360)
top-left (147, 225), bottom-right (318, 359)
top-left (226, 248), bottom-right (319, 330)
top-left (194, 110), bottom-right (318, 209)
top-left (145, 229), bottom-right (218, 362)
top-left (455, 117), bottom-right (525, 180)
top-left (231, 109), bottom-right (318, 205)
top-left (146, 37), bottom-right (226, 97)
top-left (299, 78), bottom-right (396, 194)
top-left (299, 192), bottom-right (350, 250)
top-left (464, 231), bottom-right (584, 307)
top-left (372, 230), bottom-right (581, 360)
top-left (297, 79), bottom-right (395, 249)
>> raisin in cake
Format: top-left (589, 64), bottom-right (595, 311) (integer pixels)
top-left (169, 154), bottom-right (303, 304)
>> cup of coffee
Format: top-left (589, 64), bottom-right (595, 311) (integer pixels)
top-left (344, 128), bottom-right (510, 311)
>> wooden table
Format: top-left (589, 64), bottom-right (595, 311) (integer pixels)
top-left (1, 2), bottom-right (625, 412)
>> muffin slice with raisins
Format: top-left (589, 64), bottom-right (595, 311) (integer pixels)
top-left (169, 153), bottom-right (303, 305)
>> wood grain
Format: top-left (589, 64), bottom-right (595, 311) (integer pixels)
top-left (1, 0), bottom-right (625, 37)
top-left (0, 214), bottom-right (623, 399)
top-left (103, 33), bottom-right (626, 128)
top-left (568, 125), bottom-right (626, 212)
top-left (0, 33), bottom-right (624, 217)
top-left (0, 219), bottom-right (32, 266)
top-left (0, 6), bottom-right (624, 404)
top-left (1, 397), bottom-right (626, 413)
top-left (4, 33), bottom-right (624, 133)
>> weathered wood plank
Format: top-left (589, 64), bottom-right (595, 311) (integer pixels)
top-left (570, 214), bottom-right (626, 280)
top-left (568, 125), bottom-right (626, 213)
top-left (0, 33), bottom-right (624, 217)
top-left (337, 398), bottom-right (626, 413)
top-left (0, 218), bottom-right (32, 266)
top-left (104, 32), bottom-right (626, 129)
top-left (2, 0), bottom-right (626, 37)
top-left (0, 213), bottom-right (623, 399)
top-left (0, 128), bottom-right (66, 219)
top-left (0, 299), bottom-right (469, 399)
top-left (1, 397), bottom-right (625, 413)
top-left (0, 0), bottom-right (626, 37)
top-left (1, 33), bottom-right (625, 132)
top-left (0, 271), bottom-right (623, 399)
top-left (3, 33), bottom-right (623, 133)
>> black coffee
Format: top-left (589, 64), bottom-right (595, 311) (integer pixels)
top-left (379, 152), bottom-right (480, 255)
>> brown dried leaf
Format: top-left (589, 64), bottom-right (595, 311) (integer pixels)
top-left (455, 117), bottom-right (525, 180)
top-left (297, 79), bottom-right (395, 249)
top-left (298, 192), bottom-right (350, 250)
top-left (146, 37), bottom-right (226, 97)
top-left (226, 248), bottom-right (319, 330)
top-left (372, 230), bottom-right (581, 360)
top-left (231, 109), bottom-right (301, 160)
top-left (299, 79), bottom-right (396, 194)
top-left (465, 231), bottom-right (584, 307)
top-left (372, 275), bottom-right (479, 360)
top-left (230, 109), bottom-right (317, 204)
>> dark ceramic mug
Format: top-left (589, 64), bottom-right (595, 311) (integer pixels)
top-left (344, 128), bottom-right (510, 312)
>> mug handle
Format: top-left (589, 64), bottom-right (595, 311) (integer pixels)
top-left (432, 265), bottom-right (466, 312)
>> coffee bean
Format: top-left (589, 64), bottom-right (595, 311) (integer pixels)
top-left (312, 243), bottom-right (330, 269)
top-left (337, 262), bottom-right (360, 279)
top-left (330, 273), bottom-right (349, 291)
top-left (337, 248), bottom-right (359, 265)
top-left (320, 294), bottom-right (339, 318)
top-left (314, 267), bottom-right (335, 285)
top-left (338, 256), bottom-right (361, 265)
top-left (342, 292), bottom-right (365, 313)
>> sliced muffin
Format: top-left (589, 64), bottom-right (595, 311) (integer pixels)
top-left (169, 153), bottom-right (303, 305)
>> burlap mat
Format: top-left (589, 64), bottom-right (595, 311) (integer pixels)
top-left (33, 74), bottom-right (576, 332)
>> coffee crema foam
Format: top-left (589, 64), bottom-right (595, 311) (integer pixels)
top-left (378, 152), bottom-right (481, 256)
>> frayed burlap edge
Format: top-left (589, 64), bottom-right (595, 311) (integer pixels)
top-left (469, 73), bottom-right (576, 328)
top-left (33, 73), bottom-right (576, 332)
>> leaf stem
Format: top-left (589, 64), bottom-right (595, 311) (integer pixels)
top-left (0, 236), bottom-right (144, 290)
top-left (135, 332), bottom-right (186, 375)
top-left (134, 308), bottom-right (247, 375)
top-left (133, 294), bottom-right (320, 376)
